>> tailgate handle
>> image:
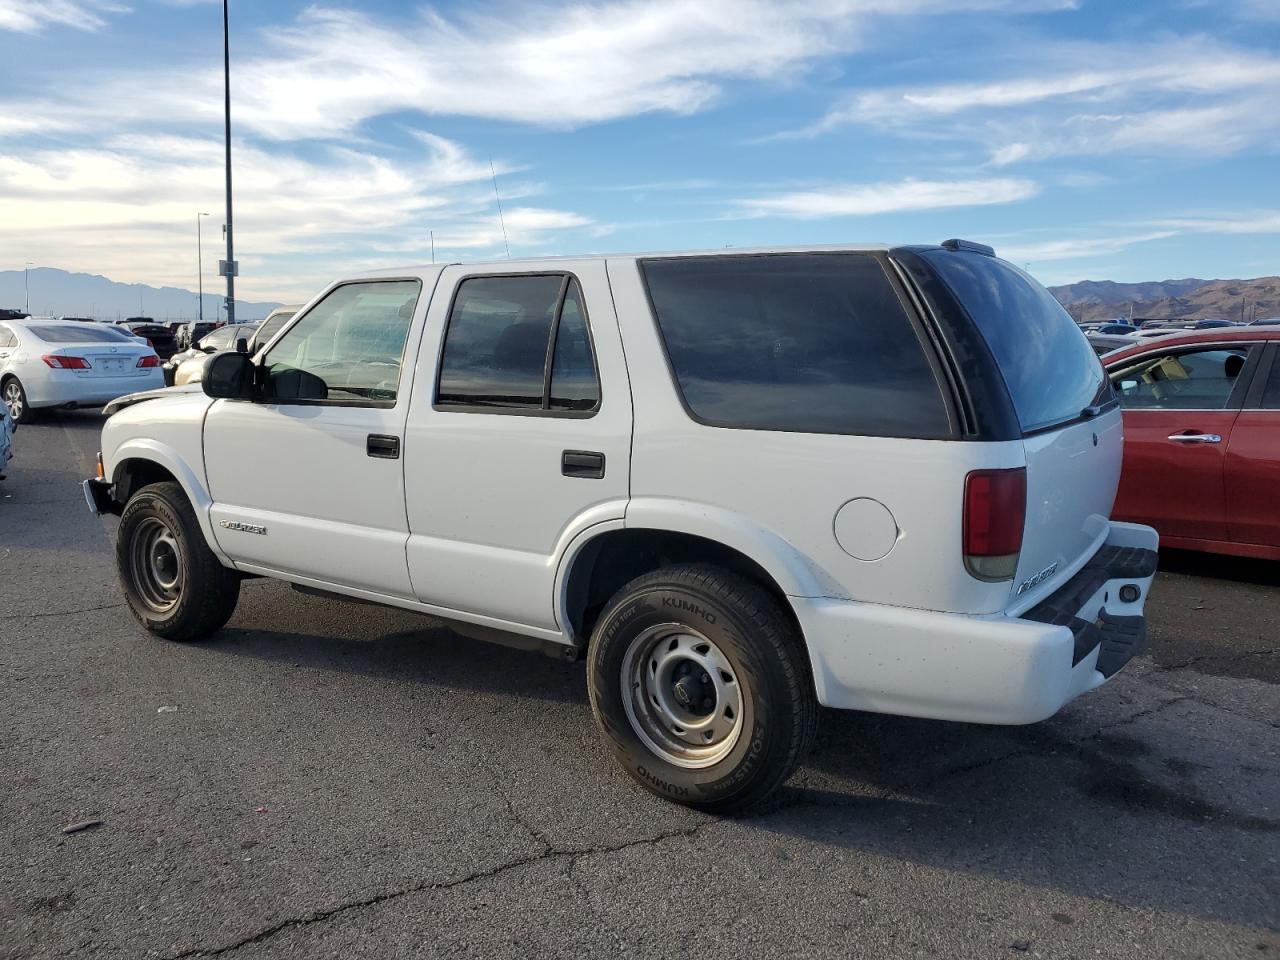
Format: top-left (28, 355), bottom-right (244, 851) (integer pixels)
top-left (1167, 432), bottom-right (1221, 444)
top-left (366, 434), bottom-right (401, 459)
top-left (562, 450), bottom-right (605, 479)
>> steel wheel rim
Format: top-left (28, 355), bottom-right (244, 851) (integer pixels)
top-left (620, 622), bottom-right (746, 769)
top-left (129, 516), bottom-right (183, 613)
top-left (3, 382), bottom-right (21, 420)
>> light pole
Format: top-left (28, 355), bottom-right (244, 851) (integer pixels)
top-left (24, 261), bottom-right (33, 313)
top-left (220, 0), bottom-right (237, 325)
top-left (197, 212), bottom-right (210, 322)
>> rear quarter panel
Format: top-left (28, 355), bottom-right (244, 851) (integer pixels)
top-left (607, 257), bottom-right (1024, 616)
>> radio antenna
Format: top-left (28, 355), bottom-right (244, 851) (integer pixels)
top-left (489, 154), bottom-right (510, 259)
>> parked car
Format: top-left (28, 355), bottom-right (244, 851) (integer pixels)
top-left (122, 322), bottom-right (179, 360)
top-left (1087, 333), bottom-right (1140, 356)
top-left (176, 320), bottom-right (222, 351)
top-left (1104, 327), bottom-right (1280, 560)
top-left (1249, 317), bottom-right (1280, 326)
top-left (0, 398), bottom-right (13, 478)
top-left (1081, 322), bottom-right (1136, 335)
top-left (0, 318), bottom-right (162, 423)
top-left (85, 240), bottom-right (1156, 811)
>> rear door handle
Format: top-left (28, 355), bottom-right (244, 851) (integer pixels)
top-left (367, 434), bottom-right (401, 459)
top-left (562, 449), bottom-right (605, 479)
top-left (1167, 432), bottom-right (1221, 444)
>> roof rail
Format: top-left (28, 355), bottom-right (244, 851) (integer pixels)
top-left (941, 238), bottom-right (995, 257)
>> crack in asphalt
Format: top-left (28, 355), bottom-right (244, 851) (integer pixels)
top-left (1156, 648), bottom-right (1277, 671)
top-left (156, 822), bottom-right (714, 959)
top-left (0, 601), bottom-right (126, 622)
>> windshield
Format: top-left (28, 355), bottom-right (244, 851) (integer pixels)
top-left (921, 250), bottom-right (1107, 434)
top-left (26, 324), bottom-right (140, 344)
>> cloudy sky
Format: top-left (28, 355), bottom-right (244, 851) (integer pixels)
top-left (1, 0), bottom-right (1277, 302)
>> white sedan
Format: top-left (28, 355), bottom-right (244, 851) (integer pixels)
top-left (0, 318), bottom-right (164, 423)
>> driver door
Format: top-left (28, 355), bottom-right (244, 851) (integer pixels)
top-left (203, 278), bottom-right (426, 597)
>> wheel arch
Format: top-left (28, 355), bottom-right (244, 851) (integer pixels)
top-left (109, 439), bottom-right (229, 563)
top-left (557, 499), bottom-right (841, 652)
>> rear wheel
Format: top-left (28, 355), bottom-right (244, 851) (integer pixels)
top-left (2, 377), bottom-right (34, 424)
top-left (117, 481), bottom-right (240, 640)
top-left (588, 564), bottom-right (817, 813)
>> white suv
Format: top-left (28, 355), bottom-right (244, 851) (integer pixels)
top-left (86, 241), bottom-right (1157, 811)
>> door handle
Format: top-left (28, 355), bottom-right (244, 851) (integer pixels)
top-left (366, 434), bottom-right (401, 459)
top-left (562, 449), bottom-right (605, 479)
top-left (1167, 432), bottom-right (1222, 444)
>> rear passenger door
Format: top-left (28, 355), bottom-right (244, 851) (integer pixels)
top-left (1110, 343), bottom-right (1257, 543)
top-left (1224, 343), bottom-right (1280, 549)
top-left (402, 262), bottom-right (632, 631)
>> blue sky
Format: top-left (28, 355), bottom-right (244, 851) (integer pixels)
top-left (1, 0), bottom-right (1277, 302)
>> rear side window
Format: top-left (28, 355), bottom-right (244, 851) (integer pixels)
top-left (640, 253), bottom-right (950, 437)
top-left (920, 250), bottom-right (1106, 434)
top-left (436, 274), bottom-right (600, 413)
top-left (0, 325), bottom-right (15, 348)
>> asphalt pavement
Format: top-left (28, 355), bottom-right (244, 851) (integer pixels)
top-left (2, 411), bottom-right (1277, 959)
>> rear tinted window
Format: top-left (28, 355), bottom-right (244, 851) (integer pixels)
top-left (920, 250), bottom-right (1105, 433)
top-left (641, 253), bottom-right (950, 437)
top-left (25, 324), bottom-right (135, 344)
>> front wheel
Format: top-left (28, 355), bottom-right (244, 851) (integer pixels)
top-left (588, 564), bottom-right (817, 813)
top-left (116, 481), bottom-right (240, 640)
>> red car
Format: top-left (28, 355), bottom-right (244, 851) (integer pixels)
top-left (1104, 328), bottom-right (1280, 560)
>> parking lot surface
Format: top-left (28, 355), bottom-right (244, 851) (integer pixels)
top-left (2, 412), bottom-right (1277, 959)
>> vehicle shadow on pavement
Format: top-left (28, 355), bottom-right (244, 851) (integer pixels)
top-left (1158, 548), bottom-right (1280, 587)
top-left (195, 603), bottom-right (1278, 932)
top-left (209, 619), bottom-right (592, 705)
top-left (758, 703), bottom-right (1278, 931)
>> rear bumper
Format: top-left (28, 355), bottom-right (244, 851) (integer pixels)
top-left (28, 371), bottom-right (166, 409)
top-left (796, 521), bottom-right (1159, 725)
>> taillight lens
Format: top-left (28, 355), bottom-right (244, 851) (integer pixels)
top-left (963, 467), bottom-right (1026, 582)
top-left (137, 354), bottom-right (161, 368)
top-left (42, 355), bottom-right (91, 369)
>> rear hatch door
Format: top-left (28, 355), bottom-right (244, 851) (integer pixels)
top-left (915, 247), bottom-right (1118, 609)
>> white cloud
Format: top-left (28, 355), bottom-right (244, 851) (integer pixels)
top-left (783, 36), bottom-right (1280, 164)
top-left (0, 133), bottom-right (591, 300)
top-left (0, 0), bottom-right (127, 32)
top-left (4, 0), bottom-right (1080, 138)
top-left (738, 177), bottom-right (1038, 219)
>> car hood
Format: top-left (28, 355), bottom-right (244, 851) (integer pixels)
top-left (102, 382), bottom-right (205, 417)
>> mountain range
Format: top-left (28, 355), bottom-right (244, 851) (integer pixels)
top-left (1049, 276), bottom-right (1280, 324)
top-left (0, 267), bottom-right (282, 322)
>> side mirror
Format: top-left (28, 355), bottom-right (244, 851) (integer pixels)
top-left (235, 337), bottom-right (249, 353)
top-left (203, 351), bottom-right (256, 400)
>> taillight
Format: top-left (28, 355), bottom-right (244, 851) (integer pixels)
top-left (137, 354), bottom-right (161, 368)
top-left (963, 467), bottom-right (1026, 582)
top-left (42, 355), bottom-right (91, 369)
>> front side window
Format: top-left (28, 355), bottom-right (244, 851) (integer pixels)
top-left (198, 326), bottom-right (237, 351)
top-left (1112, 346), bottom-right (1253, 410)
top-left (436, 274), bottom-right (600, 413)
top-left (641, 253), bottom-right (950, 437)
top-left (263, 280), bottom-right (421, 405)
